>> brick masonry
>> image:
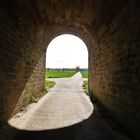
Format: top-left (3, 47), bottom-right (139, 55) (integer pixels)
top-left (0, 3), bottom-right (46, 121)
top-left (89, 1), bottom-right (140, 138)
top-left (0, 0), bottom-right (139, 139)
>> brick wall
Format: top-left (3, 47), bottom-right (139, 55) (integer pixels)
top-left (12, 54), bottom-right (46, 116)
top-left (0, 4), bottom-right (45, 121)
top-left (89, 0), bottom-right (140, 138)
top-left (0, 0), bottom-right (139, 139)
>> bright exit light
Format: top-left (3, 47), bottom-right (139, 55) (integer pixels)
top-left (46, 34), bottom-right (88, 69)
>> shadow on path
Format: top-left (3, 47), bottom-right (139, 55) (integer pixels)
top-left (1, 108), bottom-right (130, 140)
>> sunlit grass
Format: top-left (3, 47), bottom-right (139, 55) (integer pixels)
top-left (80, 71), bottom-right (88, 78)
top-left (83, 80), bottom-right (88, 94)
top-left (45, 70), bottom-right (77, 78)
top-left (45, 80), bottom-right (55, 89)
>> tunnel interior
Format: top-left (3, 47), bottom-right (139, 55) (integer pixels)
top-left (0, 0), bottom-right (140, 139)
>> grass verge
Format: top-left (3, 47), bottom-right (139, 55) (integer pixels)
top-left (80, 70), bottom-right (88, 78)
top-left (45, 80), bottom-right (56, 90)
top-left (31, 80), bottom-right (55, 103)
top-left (83, 80), bottom-right (88, 94)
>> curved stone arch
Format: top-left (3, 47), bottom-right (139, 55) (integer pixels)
top-left (43, 24), bottom-right (94, 53)
top-left (42, 24), bottom-right (94, 80)
top-left (43, 24), bottom-right (92, 81)
top-left (43, 24), bottom-right (94, 80)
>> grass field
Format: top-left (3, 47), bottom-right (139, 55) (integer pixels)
top-left (45, 70), bottom-right (77, 78)
top-left (80, 71), bottom-right (88, 78)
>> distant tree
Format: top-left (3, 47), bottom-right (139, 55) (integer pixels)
top-left (75, 66), bottom-right (80, 72)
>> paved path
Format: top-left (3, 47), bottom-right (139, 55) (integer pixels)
top-left (8, 72), bottom-right (93, 130)
top-left (6, 72), bottom-right (130, 140)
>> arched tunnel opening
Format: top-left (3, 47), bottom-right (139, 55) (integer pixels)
top-left (45, 33), bottom-right (89, 92)
top-left (45, 34), bottom-right (88, 72)
top-left (0, 0), bottom-right (140, 139)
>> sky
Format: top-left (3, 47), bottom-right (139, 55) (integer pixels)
top-left (46, 34), bottom-right (88, 69)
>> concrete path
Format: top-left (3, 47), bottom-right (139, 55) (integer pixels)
top-left (6, 72), bottom-right (130, 140)
top-left (8, 72), bottom-right (93, 130)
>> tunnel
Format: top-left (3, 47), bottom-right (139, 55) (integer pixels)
top-left (0, 0), bottom-right (140, 139)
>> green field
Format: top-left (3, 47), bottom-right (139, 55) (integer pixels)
top-left (45, 70), bottom-right (77, 78)
top-left (80, 71), bottom-right (88, 78)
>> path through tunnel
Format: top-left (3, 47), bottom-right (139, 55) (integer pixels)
top-left (0, 0), bottom-right (140, 139)
top-left (7, 34), bottom-right (90, 131)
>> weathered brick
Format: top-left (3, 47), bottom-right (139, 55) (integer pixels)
top-left (0, 0), bottom-right (140, 139)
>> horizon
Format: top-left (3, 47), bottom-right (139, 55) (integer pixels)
top-left (46, 67), bottom-right (88, 69)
